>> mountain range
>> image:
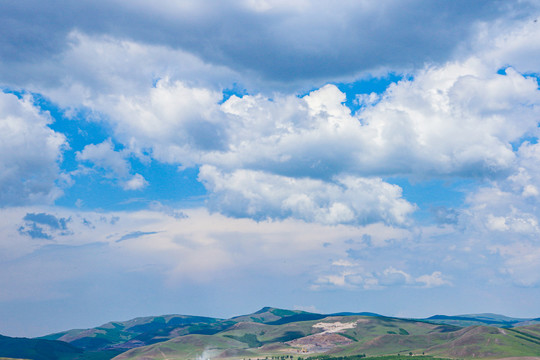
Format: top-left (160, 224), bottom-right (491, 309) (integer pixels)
top-left (1, 307), bottom-right (539, 360)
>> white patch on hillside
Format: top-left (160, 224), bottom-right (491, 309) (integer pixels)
top-left (312, 321), bottom-right (357, 333)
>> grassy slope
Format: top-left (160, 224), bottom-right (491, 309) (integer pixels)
top-left (332, 325), bottom-right (540, 359)
top-left (427, 325), bottom-right (540, 358)
top-left (111, 316), bottom-right (457, 360)
top-left (112, 316), bottom-right (540, 360)
top-left (113, 334), bottom-right (250, 360)
top-left (40, 315), bottom-right (224, 351)
top-left (40, 307), bottom-right (320, 354)
top-left (31, 309), bottom-right (540, 360)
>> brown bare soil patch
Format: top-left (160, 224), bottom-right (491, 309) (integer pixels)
top-left (286, 333), bottom-right (353, 353)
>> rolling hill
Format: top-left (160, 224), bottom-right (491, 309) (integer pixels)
top-left (110, 311), bottom-right (540, 360)
top-left (3, 308), bottom-right (540, 360)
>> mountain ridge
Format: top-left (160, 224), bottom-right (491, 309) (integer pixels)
top-left (3, 307), bottom-right (540, 360)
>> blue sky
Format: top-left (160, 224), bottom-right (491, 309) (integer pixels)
top-left (1, 0), bottom-right (540, 337)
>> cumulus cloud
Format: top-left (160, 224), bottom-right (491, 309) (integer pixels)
top-left (415, 271), bottom-right (452, 288)
top-left (313, 264), bottom-right (451, 290)
top-left (0, 92), bottom-right (66, 206)
top-left (199, 165), bottom-right (415, 225)
top-left (76, 139), bottom-right (130, 177)
top-left (462, 143), bottom-right (540, 235)
top-left (2, 9), bottom-right (540, 228)
top-left (121, 174), bottom-right (148, 191)
top-left (354, 64), bottom-right (540, 177)
top-left (56, 56), bottom-right (537, 225)
top-left (448, 140), bottom-right (540, 287)
top-left (76, 139), bottom-right (148, 190)
top-left (98, 78), bottom-right (225, 166)
top-left (199, 65), bottom-right (540, 181)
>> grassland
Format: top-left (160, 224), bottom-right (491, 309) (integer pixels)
top-left (110, 313), bottom-right (540, 360)
top-left (4, 308), bottom-right (540, 360)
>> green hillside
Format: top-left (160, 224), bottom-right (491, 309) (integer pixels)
top-left (39, 308), bottom-right (322, 354)
top-left (14, 308), bottom-right (539, 360)
top-left (108, 314), bottom-right (540, 360)
top-left (39, 315), bottom-right (225, 352)
top-left (0, 335), bottom-right (82, 360)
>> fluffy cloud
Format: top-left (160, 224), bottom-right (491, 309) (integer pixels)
top-left (199, 165), bottom-right (415, 225)
top-left (99, 62), bottom-right (539, 178)
top-left (0, 92), bottom-right (66, 206)
top-left (313, 263), bottom-right (451, 290)
top-left (214, 69), bottom-right (540, 179)
top-left (122, 174), bottom-right (148, 191)
top-left (451, 140), bottom-right (540, 287)
top-left (415, 271), bottom-right (451, 288)
top-left (97, 79), bottom-right (225, 166)
top-left (2, 10), bottom-right (540, 227)
top-left (76, 140), bottom-right (130, 177)
top-left (76, 139), bottom-right (148, 190)
top-left (49, 49), bottom-right (537, 225)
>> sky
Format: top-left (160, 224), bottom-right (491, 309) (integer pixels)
top-left (1, 0), bottom-right (540, 338)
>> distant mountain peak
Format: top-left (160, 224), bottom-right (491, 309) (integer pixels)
top-left (253, 306), bottom-right (274, 314)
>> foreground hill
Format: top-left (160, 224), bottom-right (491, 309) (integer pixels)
top-left (40, 314), bottom-right (227, 352)
top-left (4, 308), bottom-right (540, 360)
top-left (0, 334), bottom-right (83, 360)
top-left (112, 313), bottom-right (540, 360)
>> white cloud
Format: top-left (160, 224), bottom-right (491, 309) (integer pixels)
top-left (477, 15), bottom-right (540, 75)
top-left (314, 260), bottom-right (451, 290)
top-left (3, 15), bottom-right (540, 227)
top-left (46, 53), bottom-right (537, 226)
top-left (97, 78), bottom-right (225, 166)
top-left (0, 92), bottom-right (66, 206)
top-left (4, 31), bottom-right (238, 108)
top-left (122, 174), bottom-right (148, 191)
top-left (214, 67), bottom-right (539, 179)
top-left (76, 140), bottom-right (148, 190)
top-left (380, 267), bottom-right (413, 286)
top-left (415, 271), bottom-right (451, 288)
top-left (199, 165), bottom-right (415, 225)
top-left (76, 139), bottom-right (130, 177)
